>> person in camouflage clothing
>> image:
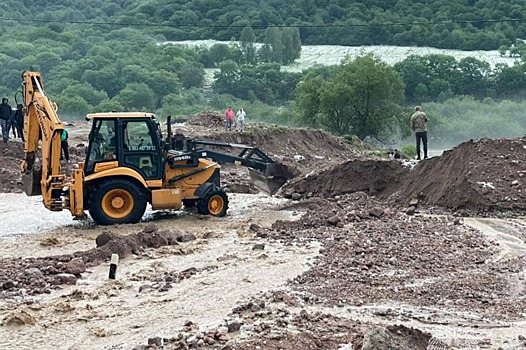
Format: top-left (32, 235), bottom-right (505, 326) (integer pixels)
top-left (411, 106), bottom-right (429, 160)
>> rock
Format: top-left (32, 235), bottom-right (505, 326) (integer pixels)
top-left (143, 224), bottom-right (158, 234)
top-left (409, 198), bottom-right (419, 206)
top-left (252, 243), bottom-right (265, 250)
top-left (249, 224), bottom-right (261, 232)
top-left (22, 268), bottom-right (44, 280)
top-left (291, 193), bottom-right (302, 200)
top-left (95, 231), bottom-right (114, 247)
top-left (256, 231), bottom-right (268, 238)
top-left (47, 266), bottom-right (58, 274)
top-left (369, 207), bottom-right (385, 218)
top-left (327, 215), bottom-right (341, 225)
top-left (362, 327), bottom-right (392, 350)
top-left (2, 310), bottom-right (36, 326)
top-left (66, 257), bottom-right (86, 275)
top-left (56, 273), bottom-right (78, 285)
top-left (178, 233), bottom-right (196, 242)
top-left (299, 309), bottom-right (310, 319)
top-left (147, 337), bottom-right (163, 346)
top-left (405, 206), bottom-right (416, 215)
top-left (2, 280), bottom-right (15, 290)
top-left (227, 321), bottom-right (241, 333)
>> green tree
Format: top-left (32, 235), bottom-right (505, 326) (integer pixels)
top-left (295, 55), bottom-right (405, 138)
top-left (281, 27), bottom-right (301, 65)
top-left (240, 26), bottom-right (257, 65)
top-left (179, 63), bottom-right (204, 89)
top-left (114, 83), bottom-right (156, 111)
top-left (264, 27), bottom-right (283, 64)
top-left (212, 60), bottom-right (240, 95)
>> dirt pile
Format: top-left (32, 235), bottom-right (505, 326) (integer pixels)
top-left (281, 159), bottom-right (409, 199)
top-left (205, 126), bottom-right (363, 174)
top-left (394, 137), bottom-right (526, 213)
top-left (0, 141), bottom-right (24, 192)
top-left (0, 140), bottom-right (85, 194)
top-left (266, 193), bottom-right (526, 320)
top-left (187, 111), bottom-right (224, 127)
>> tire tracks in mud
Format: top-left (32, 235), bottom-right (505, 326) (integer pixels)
top-left (463, 218), bottom-right (526, 263)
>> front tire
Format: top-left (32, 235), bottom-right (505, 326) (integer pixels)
top-left (197, 189), bottom-right (228, 217)
top-left (89, 179), bottom-right (147, 225)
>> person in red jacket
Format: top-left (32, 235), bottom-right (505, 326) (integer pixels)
top-left (225, 106), bottom-right (234, 131)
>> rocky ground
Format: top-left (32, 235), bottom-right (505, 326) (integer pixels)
top-left (1, 112), bottom-right (526, 349)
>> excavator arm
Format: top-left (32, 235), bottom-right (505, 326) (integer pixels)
top-left (166, 116), bottom-right (294, 194)
top-left (186, 139), bottom-right (295, 194)
top-left (20, 71), bottom-right (72, 212)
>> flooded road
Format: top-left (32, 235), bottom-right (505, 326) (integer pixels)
top-left (0, 194), bottom-right (76, 237)
top-left (0, 192), bottom-right (321, 350)
top-left (2, 191), bottom-right (526, 349)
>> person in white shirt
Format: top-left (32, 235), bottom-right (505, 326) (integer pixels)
top-left (236, 107), bottom-right (246, 132)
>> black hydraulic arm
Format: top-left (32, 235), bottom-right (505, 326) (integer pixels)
top-left (186, 139), bottom-right (276, 172)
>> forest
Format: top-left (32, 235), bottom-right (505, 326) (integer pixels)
top-left (0, 0), bottom-right (525, 146)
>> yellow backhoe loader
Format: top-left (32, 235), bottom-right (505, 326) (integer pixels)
top-left (20, 71), bottom-right (293, 225)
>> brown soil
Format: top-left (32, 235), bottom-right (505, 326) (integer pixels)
top-left (203, 126), bottom-right (363, 174)
top-left (187, 111), bottom-right (224, 127)
top-left (0, 140), bottom-right (85, 193)
top-left (266, 193), bottom-right (526, 320)
top-left (393, 137), bottom-right (526, 214)
top-left (281, 159), bottom-right (410, 199)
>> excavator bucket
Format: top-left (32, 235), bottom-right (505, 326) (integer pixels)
top-left (248, 163), bottom-right (294, 195)
top-left (22, 167), bottom-right (42, 196)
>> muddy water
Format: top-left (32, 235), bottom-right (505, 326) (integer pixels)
top-left (0, 194), bottom-right (75, 236)
top-left (0, 193), bottom-right (319, 350)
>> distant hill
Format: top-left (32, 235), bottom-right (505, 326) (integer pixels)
top-left (2, 1), bottom-right (525, 50)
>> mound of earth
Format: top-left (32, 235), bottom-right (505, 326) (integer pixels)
top-left (281, 159), bottom-right (409, 199)
top-left (0, 141), bottom-right (25, 193)
top-left (187, 111), bottom-right (224, 127)
top-left (0, 140), bottom-right (86, 194)
top-left (204, 126), bottom-right (365, 174)
top-left (394, 137), bottom-right (526, 213)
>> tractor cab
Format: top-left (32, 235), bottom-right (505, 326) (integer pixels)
top-left (84, 113), bottom-right (164, 180)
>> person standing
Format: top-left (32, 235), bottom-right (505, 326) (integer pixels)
top-left (61, 128), bottom-right (70, 162)
top-left (236, 107), bottom-right (246, 132)
top-left (224, 106), bottom-right (234, 131)
top-left (0, 98), bottom-right (12, 142)
top-left (13, 104), bottom-right (24, 142)
top-left (411, 106), bottom-right (429, 160)
top-left (8, 109), bottom-right (17, 139)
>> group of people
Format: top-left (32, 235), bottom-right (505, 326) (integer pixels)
top-left (224, 106), bottom-right (246, 132)
top-left (0, 98), bottom-right (24, 143)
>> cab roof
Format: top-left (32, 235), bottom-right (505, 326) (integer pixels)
top-left (85, 112), bottom-right (155, 120)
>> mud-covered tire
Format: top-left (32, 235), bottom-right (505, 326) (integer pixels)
top-left (197, 189), bottom-right (228, 217)
top-left (182, 199), bottom-right (197, 208)
top-left (89, 179), bottom-right (147, 225)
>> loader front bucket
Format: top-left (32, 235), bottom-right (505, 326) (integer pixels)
top-left (22, 167), bottom-right (42, 196)
top-left (248, 163), bottom-right (294, 195)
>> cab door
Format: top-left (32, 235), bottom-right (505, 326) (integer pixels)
top-left (118, 118), bottom-right (162, 181)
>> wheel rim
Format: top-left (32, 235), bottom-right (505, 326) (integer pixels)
top-left (102, 189), bottom-right (134, 219)
top-left (208, 194), bottom-right (224, 215)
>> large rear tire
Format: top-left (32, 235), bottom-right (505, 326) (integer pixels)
top-left (89, 179), bottom-right (147, 225)
top-left (197, 189), bottom-right (228, 217)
